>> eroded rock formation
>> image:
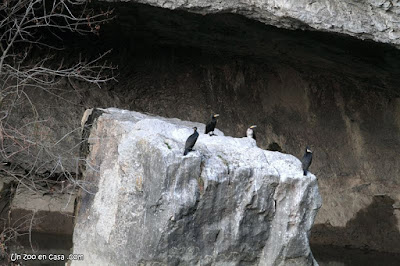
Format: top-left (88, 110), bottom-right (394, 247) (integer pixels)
top-left (124, 0), bottom-right (400, 46)
top-left (3, 1), bottom-right (400, 256)
top-left (72, 108), bottom-right (321, 265)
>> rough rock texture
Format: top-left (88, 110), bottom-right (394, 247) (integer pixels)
top-left (6, 3), bottom-right (400, 254)
top-left (87, 7), bottom-right (400, 253)
top-left (72, 108), bottom-right (321, 265)
top-left (124, 0), bottom-right (400, 46)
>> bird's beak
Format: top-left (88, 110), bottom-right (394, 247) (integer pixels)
top-left (250, 125), bottom-right (257, 129)
top-left (214, 114), bottom-right (220, 117)
top-left (307, 149), bottom-right (312, 153)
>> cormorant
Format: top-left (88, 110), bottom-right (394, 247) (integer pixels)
top-left (205, 114), bottom-right (219, 136)
top-left (301, 146), bottom-right (313, 176)
top-left (246, 125), bottom-right (257, 140)
top-left (184, 127), bottom-right (199, 156)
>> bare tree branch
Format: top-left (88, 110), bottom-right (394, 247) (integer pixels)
top-left (0, 0), bottom-right (116, 258)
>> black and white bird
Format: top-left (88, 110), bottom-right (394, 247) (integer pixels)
top-left (184, 127), bottom-right (199, 156)
top-left (205, 114), bottom-right (219, 136)
top-left (246, 125), bottom-right (257, 140)
top-left (301, 146), bottom-right (313, 176)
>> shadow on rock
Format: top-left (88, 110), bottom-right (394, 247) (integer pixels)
top-left (312, 244), bottom-right (400, 266)
top-left (311, 195), bottom-right (400, 254)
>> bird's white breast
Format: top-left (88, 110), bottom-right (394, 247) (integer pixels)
top-left (246, 128), bottom-right (253, 138)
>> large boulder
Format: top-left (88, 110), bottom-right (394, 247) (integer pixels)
top-left (124, 0), bottom-right (400, 47)
top-left (71, 108), bottom-right (321, 265)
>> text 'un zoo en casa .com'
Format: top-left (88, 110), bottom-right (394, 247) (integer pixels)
top-left (10, 253), bottom-right (84, 262)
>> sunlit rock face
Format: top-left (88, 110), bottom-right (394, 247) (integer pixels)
top-left (72, 108), bottom-right (321, 265)
top-left (114, 0), bottom-right (400, 46)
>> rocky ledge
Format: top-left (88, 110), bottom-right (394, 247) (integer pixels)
top-left (119, 0), bottom-right (400, 46)
top-left (71, 108), bottom-right (321, 265)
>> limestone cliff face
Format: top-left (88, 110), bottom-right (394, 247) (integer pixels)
top-left (121, 0), bottom-right (400, 46)
top-left (72, 108), bottom-right (321, 265)
top-left (5, 1), bottom-right (400, 255)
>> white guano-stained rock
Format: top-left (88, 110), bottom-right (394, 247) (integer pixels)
top-left (117, 0), bottom-right (400, 47)
top-left (71, 108), bottom-right (322, 265)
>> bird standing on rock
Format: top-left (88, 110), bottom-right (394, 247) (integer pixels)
top-left (246, 125), bottom-right (257, 140)
top-left (205, 114), bottom-right (219, 136)
top-left (184, 127), bottom-right (199, 156)
top-left (301, 146), bottom-right (313, 176)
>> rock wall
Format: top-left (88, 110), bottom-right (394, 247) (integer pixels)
top-left (5, 2), bottom-right (400, 254)
top-left (121, 0), bottom-right (400, 47)
top-left (72, 108), bottom-right (321, 265)
top-left (87, 5), bottom-right (400, 253)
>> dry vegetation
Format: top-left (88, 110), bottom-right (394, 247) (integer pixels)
top-left (0, 0), bottom-right (116, 262)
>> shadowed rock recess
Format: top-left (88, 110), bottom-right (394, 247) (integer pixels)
top-left (109, 0), bottom-right (400, 46)
top-left (72, 108), bottom-right (321, 265)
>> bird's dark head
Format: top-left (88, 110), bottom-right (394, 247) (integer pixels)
top-left (249, 125), bottom-right (257, 129)
top-left (212, 114), bottom-right (220, 119)
top-left (193, 127), bottom-right (198, 131)
top-left (306, 146), bottom-right (312, 153)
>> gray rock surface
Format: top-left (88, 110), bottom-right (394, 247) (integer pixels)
top-left (124, 0), bottom-right (400, 46)
top-left (4, 6), bottom-right (400, 253)
top-left (72, 108), bottom-right (321, 265)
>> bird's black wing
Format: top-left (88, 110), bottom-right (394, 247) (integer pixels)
top-left (301, 153), bottom-right (312, 174)
top-left (301, 155), bottom-right (307, 169)
top-left (205, 122), bottom-right (212, 134)
top-left (205, 120), bottom-right (217, 134)
top-left (185, 132), bottom-right (199, 150)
